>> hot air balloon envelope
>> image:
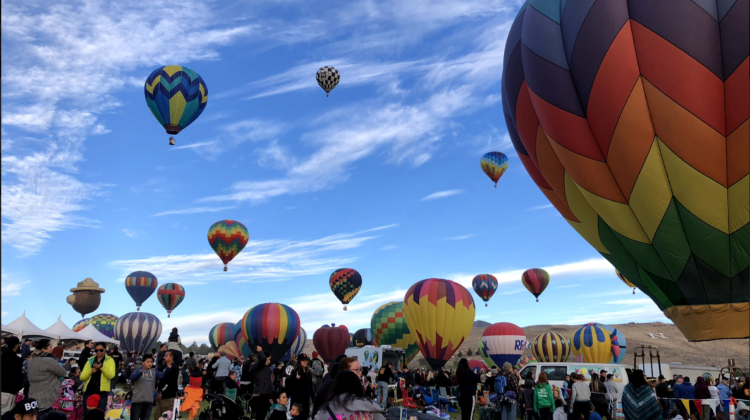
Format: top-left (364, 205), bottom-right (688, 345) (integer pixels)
top-left (209, 323), bottom-right (237, 349)
top-left (480, 152), bottom-right (509, 187)
top-left (241, 303), bottom-right (300, 362)
top-left (482, 322), bottom-right (526, 369)
top-left (472, 274), bottom-right (499, 306)
top-left (207, 220), bottom-right (249, 271)
top-left (157, 283), bottom-right (185, 317)
top-left (531, 332), bottom-right (571, 363)
top-left (352, 328), bottom-right (373, 347)
top-left (125, 271), bottom-right (158, 310)
top-left (144, 65), bottom-right (208, 137)
top-left (572, 324), bottom-right (612, 364)
top-left (312, 325), bottom-right (349, 363)
top-left (115, 312), bottom-right (162, 353)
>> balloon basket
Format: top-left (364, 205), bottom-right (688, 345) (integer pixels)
top-left (536, 298), bottom-right (539, 302)
top-left (485, 303), bottom-right (488, 307)
top-left (494, 183), bottom-right (497, 188)
top-left (168, 314), bottom-right (171, 318)
top-left (224, 265), bottom-right (227, 272)
top-left (169, 136), bottom-right (175, 146)
top-left (326, 93), bottom-right (329, 97)
top-left (137, 308), bottom-right (140, 311)
top-left (632, 289), bottom-right (636, 295)
top-left (343, 306), bottom-right (347, 311)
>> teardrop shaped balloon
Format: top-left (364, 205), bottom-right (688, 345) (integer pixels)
top-left (616, 270), bottom-right (636, 294)
top-left (472, 274), bottom-right (498, 307)
top-left (480, 152), bottom-right (509, 187)
top-left (403, 278), bottom-right (475, 369)
top-left (329, 268), bottom-right (362, 310)
top-left (144, 65), bottom-right (208, 145)
top-left (522, 268), bottom-right (550, 302)
top-left (316, 66), bottom-right (340, 97)
top-left (371, 301), bottom-right (420, 365)
top-left (114, 312), bottom-right (162, 353)
top-left (124, 271), bottom-right (158, 310)
top-left (157, 283), bottom-right (185, 318)
top-left (208, 220), bottom-right (249, 271)
top-left (209, 322), bottom-right (236, 349)
top-left (241, 303), bottom-right (300, 362)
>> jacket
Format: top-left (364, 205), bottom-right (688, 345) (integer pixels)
top-left (503, 370), bottom-right (521, 396)
top-left (157, 363), bottom-right (180, 399)
top-left (185, 357), bottom-right (197, 371)
top-left (130, 367), bottom-right (161, 403)
top-left (167, 333), bottom-right (182, 352)
top-left (268, 403), bottom-right (287, 420)
top-left (27, 353), bottom-right (67, 409)
top-left (212, 357), bottom-right (232, 377)
top-left (312, 395), bottom-right (385, 420)
top-left (534, 383), bottom-right (555, 412)
top-left (677, 382), bottom-right (696, 399)
top-left (80, 355), bottom-right (116, 393)
top-left (77, 347), bottom-right (92, 370)
top-left (571, 382), bottom-right (591, 403)
top-left (251, 365), bottom-right (273, 395)
top-left (604, 381), bottom-right (618, 400)
top-left (655, 382), bottom-right (669, 399)
top-left (694, 378), bottom-right (711, 399)
top-left (1, 350), bottom-right (24, 394)
top-left (736, 402), bottom-right (749, 420)
top-left (553, 406), bottom-right (567, 420)
top-left (376, 367), bottom-right (395, 383)
top-left (718, 384), bottom-right (732, 400)
top-left (458, 370), bottom-right (479, 396)
top-left (21, 344), bottom-right (32, 359)
top-left (286, 368), bottom-right (314, 402)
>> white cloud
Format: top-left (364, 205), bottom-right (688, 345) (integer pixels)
top-left (151, 206), bottom-right (237, 217)
top-left (380, 245), bottom-right (398, 251)
top-left (446, 234), bottom-right (475, 241)
top-left (1, 272), bottom-right (28, 297)
top-left (561, 300), bottom-right (666, 324)
top-left (450, 258), bottom-right (616, 289)
top-left (122, 229), bottom-right (138, 238)
top-left (0, 0), bottom-right (253, 255)
top-left (529, 204), bottom-right (554, 211)
top-left (110, 224), bottom-right (397, 285)
top-left (422, 189), bottom-right (463, 201)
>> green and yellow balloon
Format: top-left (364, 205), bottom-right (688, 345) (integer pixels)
top-left (144, 65), bottom-right (208, 145)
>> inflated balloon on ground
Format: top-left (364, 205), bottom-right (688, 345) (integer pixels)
top-left (571, 324), bottom-right (612, 363)
top-left (531, 332), bottom-right (570, 363)
top-left (370, 301), bottom-right (419, 364)
top-left (313, 325), bottom-right (349, 363)
top-left (209, 323), bottom-right (237, 348)
top-left (600, 324), bottom-right (627, 364)
top-left (481, 322), bottom-right (526, 368)
top-left (241, 303), bottom-right (300, 362)
top-left (500, 0), bottom-right (749, 341)
top-left (115, 312), bottom-right (162, 353)
top-left (353, 328), bottom-right (373, 347)
top-left (89, 314), bottom-right (119, 339)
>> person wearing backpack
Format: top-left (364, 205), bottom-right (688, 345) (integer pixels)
top-left (533, 372), bottom-right (555, 420)
top-left (495, 373), bottom-right (507, 396)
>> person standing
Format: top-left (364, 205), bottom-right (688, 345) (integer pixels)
top-left (286, 353), bottom-right (315, 420)
top-left (534, 372), bottom-right (555, 420)
top-left (26, 339), bottom-right (66, 415)
top-left (456, 359), bottom-right (479, 420)
top-left (154, 350), bottom-right (179, 420)
top-left (185, 352), bottom-right (197, 372)
top-left (679, 377), bottom-right (696, 399)
top-left (571, 374), bottom-right (592, 420)
top-left (166, 329), bottom-right (183, 368)
top-left (622, 370), bottom-right (662, 420)
top-left (129, 354), bottom-right (161, 420)
top-left (1, 337), bottom-right (24, 415)
top-left (20, 340), bottom-right (32, 360)
top-left (311, 371), bottom-right (384, 420)
top-left (375, 362), bottom-right (395, 409)
top-left (80, 343), bottom-right (115, 416)
top-left (77, 341), bottom-right (93, 370)
top-left (249, 352), bottom-right (273, 420)
top-left (156, 344), bottom-right (167, 372)
top-left (109, 346), bottom-right (123, 389)
top-left (694, 377), bottom-right (711, 399)
top-left (655, 376), bottom-right (670, 420)
top-left (212, 351), bottom-right (232, 393)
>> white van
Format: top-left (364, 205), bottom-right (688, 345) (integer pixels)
top-left (518, 362), bottom-right (632, 400)
top-left (345, 345), bottom-right (406, 375)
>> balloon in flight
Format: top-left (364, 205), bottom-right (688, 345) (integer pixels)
top-left (157, 283), bottom-right (185, 318)
top-left (316, 66), bottom-right (340, 97)
top-left (329, 268), bottom-right (362, 311)
top-left (124, 271), bottom-right (158, 311)
top-left (480, 152), bottom-right (509, 187)
top-left (208, 220), bottom-right (249, 271)
top-left (522, 268), bottom-right (550, 302)
top-left (144, 65), bottom-right (208, 145)
top-left (472, 274), bottom-right (498, 307)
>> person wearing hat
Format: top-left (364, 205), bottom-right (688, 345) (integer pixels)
top-left (83, 395), bottom-right (105, 420)
top-left (1, 337), bottom-right (24, 415)
top-left (1, 398), bottom-right (39, 420)
top-left (80, 342), bottom-right (116, 416)
top-left (286, 353), bottom-right (315, 420)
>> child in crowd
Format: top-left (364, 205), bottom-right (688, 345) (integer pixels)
top-left (290, 403), bottom-right (303, 420)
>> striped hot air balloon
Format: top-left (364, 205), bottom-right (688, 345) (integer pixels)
top-left (157, 283), bottom-right (185, 318)
top-left (472, 274), bottom-right (499, 307)
top-left (233, 320), bottom-right (252, 358)
top-left (403, 278), bottom-right (475, 369)
top-left (72, 318), bottom-right (89, 333)
top-left (515, 355), bottom-right (538, 370)
top-left (144, 65), bottom-right (208, 145)
top-left (209, 323), bottom-right (236, 349)
top-left (89, 314), bottom-right (119, 339)
top-left (241, 303), bottom-right (300, 362)
top-left (481, 322), bottom-right (527, 368)
top-left (572, 324), bottom-right (612, 363)
top-left (218, 341), bottom-right (241, 360)
top-left (124, 271), bottom-right (158, 310)
top-left (531, 332), bottom-right (571, 363)
top-left (522, 268), bottom-right (550, 302)
top-left (207, 220), bottom-right (249, 271)
top-left (282, 327), bottom-right (307, 361)
top-left (114, 312), bottom-right (162, 353)
top-left (480, 152), bottom-right (509, 187)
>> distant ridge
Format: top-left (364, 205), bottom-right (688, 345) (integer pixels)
top-left (473, 320), bottom-right (491, 327)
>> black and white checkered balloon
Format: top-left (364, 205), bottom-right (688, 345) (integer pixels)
top-left (316, 66), bottom-right (340, 97)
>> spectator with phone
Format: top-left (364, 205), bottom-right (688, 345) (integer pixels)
top-left (80, 343), bottom-right (115, 416)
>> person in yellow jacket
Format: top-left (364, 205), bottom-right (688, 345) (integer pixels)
top-left (80, 342), bottom-right (116, 416)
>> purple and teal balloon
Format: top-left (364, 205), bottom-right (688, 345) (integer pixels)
top-left (125, 271), bottom-right (158, 310)
top-left (115, 312), bottom-right (162, 353)
top-left (472, 274), bottom-right (498, 307)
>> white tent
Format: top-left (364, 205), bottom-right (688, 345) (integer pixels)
top-left (44, 316), bottom-right (86, 342)
top-left (77, 324), bottom-right (119, 345)
top-left (5, 312), bottom-right (54, 340)
top-left (1, 324), bottom-right (19, 336)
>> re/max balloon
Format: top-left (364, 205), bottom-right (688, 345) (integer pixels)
top-left (481, 322), bottom-right (526, 369)
top-left (501, 0), bottom-right (749, 341)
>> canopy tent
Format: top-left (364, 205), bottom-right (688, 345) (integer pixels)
top-left (1, 324), bottom-right (19, 336)
top-left (44, 316), bottom-right (86, 342)
top-left (77, 324), bottom-right (120, 345)
top-left (5, 312), bottom-right (54, 340)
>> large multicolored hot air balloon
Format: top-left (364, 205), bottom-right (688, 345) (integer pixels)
top-left (125, 271), bottom-right (158, 311)
top-left (403, 278), bottom-right (475, 369)
top-left (157, 283), bottom-right (185, 318)
top-left (209, 323), bottom-right (237, 349)
top-left (477, 340), bottom-right (495, 369)
top-left (241, 303), bottom-right (300, 362)
top-left (571, 324), bottom-right (612, 363)
top-left (472, 274), bottom-right (499, 307)
top-left (515, 355), bottom-right (538, 370)
top-left (370, 301), bottom-right (421, 365)
top-left (144, 65), bottom-right (208, 145)
top-left (114, 312), bottom-right (162, 353)
top-left (329, 269), bottom-right (362, 311)
top-left (72, 318), bottom-right (89, 333)
top-left (501, 0), bottom-right (749, 342)
top-left (313, 325), bottom-right (350, 363)
top-left (234, 321), bottom-right (252, 358)
top-left (352, 328), bottom-right (373, 347)
top-left (531, 332), bottom-right (570, 363)
top-left (89, 314), bottom-right (119, 339)
top-left (316, 66), bottom-right (340, 97)
top-left (283, 327), bottom-right (307, 361)
top-left (601, 325), bottom-right (627, 364)
top-left (481, 322), bottom-right (526, 368)
top-left (218, 342), bottom-right (241, 361)
top-left (480, 152), bottom-right (509, 188)
top-left (616, 270), bottom-right (636, 294)
top-left (522, 269), bottom-right (550, 302)
top-left (207, 220), bottom-right (249, 271)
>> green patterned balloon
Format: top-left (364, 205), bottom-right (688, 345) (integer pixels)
top-left (370, 301), bottom-right (420, 364)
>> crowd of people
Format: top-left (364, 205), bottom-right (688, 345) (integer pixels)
top-left (2, 333), bottom-right (749, 420)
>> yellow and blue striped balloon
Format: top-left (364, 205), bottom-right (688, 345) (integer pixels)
top-left (480, 151), bottom-right (509, 187)
top-left (144, 65), bottom-right (208, 144)
top-left (571, 323), bottom-right (612, 364)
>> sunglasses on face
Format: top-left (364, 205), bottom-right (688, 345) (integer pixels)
top-left (95, 349), bottom-right (106, 353)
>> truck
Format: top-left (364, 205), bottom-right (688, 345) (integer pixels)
top-left (345, 345), bottom-right (406, 375)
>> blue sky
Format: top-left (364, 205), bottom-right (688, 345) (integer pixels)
top-left (1, 0), bottom-right (669, 345)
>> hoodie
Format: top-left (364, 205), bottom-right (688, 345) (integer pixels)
top-left (678, 381), bottom-right (696, 399)
top-left (553, 406), bottom-right (566, 420)
top-left (694, 377), bottom-right (711, 399)
top-left (735, 402), bottom-right (749, 420)
top-left (717, 384), bottom-right (732, 400)
top-left (312, 395), bottom-right (385, 420)
top-left (534, 383), bottom-right (555, 412)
